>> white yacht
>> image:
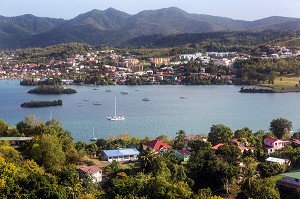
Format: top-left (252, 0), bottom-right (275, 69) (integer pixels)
top-left (107, 96), bottom-right (125, 121)
top-left (90, 127), bottom-right (98, 142)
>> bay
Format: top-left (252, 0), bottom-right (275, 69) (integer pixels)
top-left (1, 80), bottom-right (300, 142)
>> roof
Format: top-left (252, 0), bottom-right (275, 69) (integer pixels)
top-left (264, 137), bottom-right (279, 143)
top-left (185, 135), bottom-right (202, 141)
top-left (292, 139), bottom-right (300, 145)
top-left (103, 148), bottom-right (140, 157)
top-left (281, 170), bottom-right (300, 180)
top-left (176, 149), bottom-right (192, 156)
top-left (263, 144), bottom-right (274, 149)
top-left (237, 146), bottom-right (247, 152)
top-left (212, 143), bottom-right (224, 150)
top-left (0, 137), bottom-right (33, 141)
top-left (79, 166), bottom-right (102, 174)
top-left (266, 157), bottom-right (287, 164)
top-left (143, 140), bottom-right (172, 150)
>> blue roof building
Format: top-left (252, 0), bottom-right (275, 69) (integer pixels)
top-left (102, 148), bottom-right (140, 162)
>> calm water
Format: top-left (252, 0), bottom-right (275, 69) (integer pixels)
top-left (1, 80), bottom-right (300, 142)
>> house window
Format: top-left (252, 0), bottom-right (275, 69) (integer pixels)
top-left (275, 143), bottom-right (277, 146)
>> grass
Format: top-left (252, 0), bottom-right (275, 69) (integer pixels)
top-left (260, 76), bottom-right (300, 93)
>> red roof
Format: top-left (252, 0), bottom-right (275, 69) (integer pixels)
top-left (212, 143), bottom-right (224, 150)
top-left (143, 140), bottom-right (172, 150)
top-left (237, 146), bottom-right (247, 152)
top-left (264, 137), bottom-right (279, 143)
top-left (79, 166), bottom-right (102, 174)
top-left (176, 149), bottom-right (192, 156)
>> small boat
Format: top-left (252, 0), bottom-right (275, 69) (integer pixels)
top-left (120, 91), bottom-right (129, 95)
top-left (78, 103), bottom-right (83, 106)
top-left (142, 97), bottom-right (150, 101)
top-left (90, 127), bottom-right (98, 142)
top-left (180, 96), bottom-right (187, 99)
top-left (93, 88), bottom-right (99, 90)
top-left (135, 89), bottom-right (139, 91)
top-left (107, 96), bottom-right (125, 121)
top-left (93, 101), bottom-right (102, 105)
top-left (106, 89), bottom-right (112, 92)
top-left (84, 99), bottom-right (89, 101)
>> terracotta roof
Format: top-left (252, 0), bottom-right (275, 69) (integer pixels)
top-left (237, 146), bottom-right (247, 151)
top-left (176, 149), bottom-right (192, 156)
top-left (264, 137), bottom-right (279, 143)
top-left (212, 143), bottom-right (224, 150)
top-left (79, 166), bottom-right (102, 174)
top-left (143, 140), bottom-right (172, 150)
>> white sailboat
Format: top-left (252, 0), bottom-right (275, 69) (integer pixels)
top-left (90, 127), bottom-right (98, 142)
top-left (107, 96), bottom-right (125, 121)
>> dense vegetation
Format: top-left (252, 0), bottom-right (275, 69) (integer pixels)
top-left (21, 100), bottom-right (63, 108)
top-left (0, 115), bottom-right (300, 198)
top-left (28, 85), bottom-right (76, 94)
top-left (239, 87), bottom-right (275, 93)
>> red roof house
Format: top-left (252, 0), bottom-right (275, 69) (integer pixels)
top-left (78, 166), bottom-right (103, 183)
top-left (263, 137), bottom-right (289, 154)
top-left (143, 139), bottom-right (172, 153)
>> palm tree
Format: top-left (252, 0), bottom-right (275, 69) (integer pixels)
top-left (241, 157), bottom-right (260, 197)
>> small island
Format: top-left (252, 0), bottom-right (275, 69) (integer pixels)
top-left (28, 85), bottom-right (76, 94)
top-left (239, 87), bottom-right (275, 93)
top-left (21, 100), bottom-right (63, 108)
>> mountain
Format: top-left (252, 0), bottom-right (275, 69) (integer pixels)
top-left (2, 7), bottom-right (300, 49)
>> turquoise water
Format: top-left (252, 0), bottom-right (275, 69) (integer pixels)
top-left (1, 80), bottom-right (300, 142)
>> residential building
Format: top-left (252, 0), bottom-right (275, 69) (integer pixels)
top-left (263, 137), bottom-right (289, 154)
top-left (277, 170), bottom-right (300, 197)
top-left (78, 166), bottom-right (103, 183)
top-left (266, 157), bottom-right (290, 166)
top-left (102, 148), bottom-right (139, 162)
top-left (143, 139), bottom-right (172, 154)
top-left (174, 149), bottom-right (192, 162)
top-left (291, 139), bottom-right (300, 148)
top-left (211, 143), bottom-right (253, 153)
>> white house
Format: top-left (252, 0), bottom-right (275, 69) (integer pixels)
top-left (263, 137), bottom-right (289, 154)
top-left (266, 157), bottom-right (290, 166)
top-left (78, 166), bottom-right (103, 183)
top-left (102, 148), bottom-right (139, 162)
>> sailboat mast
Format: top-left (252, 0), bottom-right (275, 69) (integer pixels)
top-left (114, 96), bottom-right (117, 117)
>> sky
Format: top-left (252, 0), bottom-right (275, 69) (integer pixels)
top-left (0, 0), bottom-right (299, 21)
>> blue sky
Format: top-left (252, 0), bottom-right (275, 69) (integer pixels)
top-left (0, 0), bottom-right (299, 21)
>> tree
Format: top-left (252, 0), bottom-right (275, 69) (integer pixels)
top-left (215, 143), bottom-right (240, 165)
top-left (30, 134), bottom-right (66, 173)
top-left (270, 118), bottom-right (292, 139)
top-left (208, 124), bottom-right (233, 146)
top-left (174, 130), bottom-right (186, 150)
top-left (0, 119), bottom-right (9, 136)
top-left (240, 157), bottom-right (259, 198)
top-left (189, 140), bottom-right (212, 152)
top-left (292, 131), bottom-right (300, 139)
top-left (234, 127), bottom-right (252, 139)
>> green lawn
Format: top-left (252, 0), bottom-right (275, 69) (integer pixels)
top-left (260, 76), bottom-right (300, 93)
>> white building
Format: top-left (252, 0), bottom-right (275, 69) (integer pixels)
top-left (266, 157), bottom-right (290, 165)
top-left (78, 166), bottom-right (103, 183)
top-left (102, 148), bottom-right (140, 162)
